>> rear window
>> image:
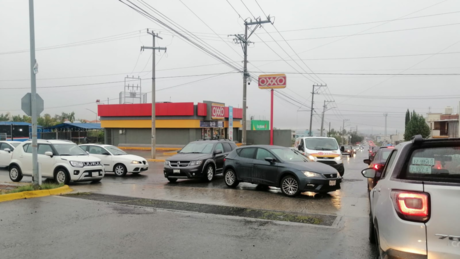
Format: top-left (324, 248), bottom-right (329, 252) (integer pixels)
top-left (404, 147), bottom-right (460, 183)
top-left (376, 149), bottom-right (392, 161)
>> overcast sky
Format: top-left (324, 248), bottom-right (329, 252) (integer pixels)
top-left (1, 0), bottom-right (459, 135)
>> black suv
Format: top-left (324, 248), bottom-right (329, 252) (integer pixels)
top-left (164, 140), bottom-right (237, 183)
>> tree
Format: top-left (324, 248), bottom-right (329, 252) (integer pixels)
top-left (350, 133), bottom-right (364, 144)
top-left (404, 112), bottom-right (430, 140)
top-left (0, 113), bottom-right (9, 121)
top-left (405, 109), bottom-right (410, 127)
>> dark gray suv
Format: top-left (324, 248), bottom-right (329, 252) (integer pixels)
top-left (163, 140), bottom-right (237, 183)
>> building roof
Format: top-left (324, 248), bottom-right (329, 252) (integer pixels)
top-left (45, 123), bottom-right (101, 130)
top-left (0, 121), bottom-right (41, 127)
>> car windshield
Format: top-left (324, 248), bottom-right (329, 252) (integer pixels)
top-left (304, 138), bottom-right (338, 151)
top-left (404, 147), bottom-right (460, 182)
top-left (53, 144), bottom-right (87, 156)
top-left (271, 148), bottom-right (308, 162)
top-left (180, 142), bottom-right (214, 154)
top-left (105, 145), bottom-right (127, 155)
top-left (10, 143), bottom-right (20, 147)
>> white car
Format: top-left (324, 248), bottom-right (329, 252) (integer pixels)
top-left (0, 141), bottom-right (21, 167)
top-left (9, 140), bottom-right (104, 184)
top-left (79, 144), bottom-right (148, 176)
top-left (362, 135), bottom-right (460, 259)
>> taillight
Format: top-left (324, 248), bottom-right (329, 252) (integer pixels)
top-left (223, 158), bottom-right (226, 162)
top-left (373, 164), bottom-right (379, 170)
top-left (435, 161), bottom-right (442, 169)
top-left (391, 190), bottom-right (430, 222)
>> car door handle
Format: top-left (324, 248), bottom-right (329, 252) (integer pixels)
top-left (376, 188), bottom-right (381, 192)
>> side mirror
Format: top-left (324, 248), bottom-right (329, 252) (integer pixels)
top-left (363, 159), bottom-right (371, 165)
top-left (45, 151), bottom-right (53, 157)
top-left (264, 157), bottom-right (276, 164)
top-left (297, 145), bottom-right (302, 151)
top-left (4, 148), bottom-right (11, 153)
top-left (361, 168), bottom-right (376, 178)
top-left (214, 150), bottom-right (223, 155)
top-left (340, 146), bottom-right (345, 152)
top-left (86, 151), bottom-right (90, 155)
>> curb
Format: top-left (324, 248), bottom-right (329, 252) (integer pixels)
top-left (163, 151), bottom-right (178, 156)
top-left (0, 185), bottom-right (73, 203)
top-left (118, 147), bottom-right (181, 151)
top-left (147, 159), bottom-right (166, 162)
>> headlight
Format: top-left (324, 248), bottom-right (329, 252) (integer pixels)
top-left (189, 160), bottom-right (203, 166)
top-left (69, 161), bottom-right (84, 168)
top-left (164, 161), bottom-right (170, 167)
top-left (303, 171), bottom-right (321, 178)
top-left (334, 156), bottom-right (342, 161)
top-left (308, 155), bottom-right (315, 161)
top-left (131, 160), bottom-right (141, 164)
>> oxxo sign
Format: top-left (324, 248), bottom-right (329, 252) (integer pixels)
top-left (211, 103), bottom-right (225, 120)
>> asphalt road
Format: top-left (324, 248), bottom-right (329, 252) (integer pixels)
top-left (0, 149), bottom-right (377, 259)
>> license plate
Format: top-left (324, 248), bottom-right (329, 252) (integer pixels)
top-left (173, 169), bottom-right (180, 173)
top-left (329, 180), bottom-right (336, 186)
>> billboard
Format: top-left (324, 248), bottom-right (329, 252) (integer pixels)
top-left (211, 103), bottom-right (225, 120)
top-left (251, 120), bottom-right (270, 131)
top-left (258, 74), bottom-right (287, 89)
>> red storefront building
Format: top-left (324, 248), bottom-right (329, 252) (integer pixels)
top-left (98, 101), bottom-right (242, 146)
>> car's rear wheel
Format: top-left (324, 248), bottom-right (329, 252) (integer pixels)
top-left (9, 165), bottom-right (23, 182)
top-left (224, 169), bottom-right (239, 188)
top-left (167, 178), bottom-right (177, 183)
top-left (205, 165), bottom-right (215, 182)
top-left (280, 175), bottom-right (300, 197)
top-left (55, 168), bottom-right (70, 185)
top-left (369, 213), bottom-right (376, 244)
top-left (114, 164), bottom-right (127, 177)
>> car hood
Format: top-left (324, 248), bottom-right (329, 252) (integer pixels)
top-left (60, 156), bottom-right (101, 162)
top-left (113, 154), bottom-right (146, 161)
top-left (167, 153), bottom-right (211, 161)
top-left (284, 161), bottom-right (339, 174)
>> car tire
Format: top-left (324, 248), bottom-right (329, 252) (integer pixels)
top-left (369, 213), bottom-right (376, 244)
top-left (114, 164), bottom-right (127, 177)
top-left (167, 178), bottom-right (177, 183)
top-left (9, 165), bottom-right (23, 182)
top-left (374, 224), bottom-right (384, 259)
top-left (204, 165), bottom-right (215, 182)
top-left (224, 169), bottom-right (239, 188)
top-left (55, 168), bottom-right (70, 185)
top-left (280, 175), bottom-right (300, 197)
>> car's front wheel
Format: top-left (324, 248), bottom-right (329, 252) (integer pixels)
top-left (9, 165), bottom-right (23, 182)
top-left (280, 175), bottom-right (300, 197)
top-left (224, 169), bottom-right (239, 188)
top-left (204, 165), bottom-right (215, 182)
top-left (114, 164), bottom-right (127, 177)
top-left (55, 168), bottom-right (70, 184)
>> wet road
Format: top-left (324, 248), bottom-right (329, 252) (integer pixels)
top-left (0, 149), bottom-right (377, 258)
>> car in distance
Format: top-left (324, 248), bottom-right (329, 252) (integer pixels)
top-left (361, 135), bottom-right (460, 258)
top-left (294, 137), bottom-right (344, 176)
top-left (0, 141), bottom-right (21, 168)
top-left (362, 146), bottom-right (394, 196)
top-left (164, 139), bottom-right (237, 183)
top-left (341, 145), bottom-right (355, 157)
top-left (368, 146), bottom-right (380, 160)
top-left (79, 144), bottom-right (148, 176)
top-left (223, 145), bottom-right (342, 197)
top-left (9, 140), bottom-right (104, 184)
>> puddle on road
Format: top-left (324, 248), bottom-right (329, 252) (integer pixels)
top-left (65, 193), bottom-right (336, 226)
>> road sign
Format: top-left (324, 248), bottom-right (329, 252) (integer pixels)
top-left (258, 74), bottom-right (287, 89)
top-left (21, 93), bottom-right (44, 116)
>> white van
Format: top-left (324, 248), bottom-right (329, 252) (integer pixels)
top-left (294, 137), bottom-right (344, 176)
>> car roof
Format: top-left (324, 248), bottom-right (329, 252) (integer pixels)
top-left (237, 145), bottom-right (287, 149)
top-left (298, 137), bottom-right (335, 139)
top-left (22, 140), bottom-right (75, 144)
top-left (0, 141), bottom-right (22, 144)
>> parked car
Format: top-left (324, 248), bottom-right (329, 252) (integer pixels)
top-left (294, 137), bottom-right (344, 176)
top-left (0, 141), bottom-right (21, 168)
top-left (79, 144), bottom-right (148, 176)
top-left (163, 139), bottom-right (237, 183)
top-left (362, 146), bottom-right (394, 197)
top-left (341, 145), bottom-right (355, 156)
top-left (368, 146), bottom-right (380, 160)
top-left (9, 140), bottom-right (104, 184)
top-left (223, 145), bottom-right (342, 197)
top-left (361, 135), bottom-right (460, 258)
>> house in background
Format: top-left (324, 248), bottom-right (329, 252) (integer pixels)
top-left (426, 106), bottom-right (459, 138)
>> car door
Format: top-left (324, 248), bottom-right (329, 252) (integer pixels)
top-left (20, 143), bottom-right (33, 175)
top-left (235, 147), bottom-right (256, 182)
top-left (252, 148), bottom-right (280, 185)
top-left (0, 143), bottom-right (11, 167)
top-left (213, 143), bottom-right (225, 171)
top-left (87, 146), bottom-right (112, 171)
top-left (37, 144), bottom-right (56, 178)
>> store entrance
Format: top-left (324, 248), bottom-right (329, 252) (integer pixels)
top-left (201, 128), bottom-right (225, 140)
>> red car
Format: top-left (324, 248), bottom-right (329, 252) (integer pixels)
top-left (363, 146), bottom-right (394, 196)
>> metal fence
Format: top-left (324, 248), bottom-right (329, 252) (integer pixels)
top-left (0, 133), bottom-right (6, 140)
top-left (41, 131), bottom-right (101, 144)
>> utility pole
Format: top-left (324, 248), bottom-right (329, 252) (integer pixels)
top-left (342, 119), bottom-right (349, 145)
top-left (328, 122), bottom-right (331, 137)
top-left (28, 0), bottom-right (40, 186)
top-left (384, 113), bottom-right (388, 143)
top-left (232, 17), bottom-right (273, 144)
top-left (309, 84), bottom-right (326, 136)
top-left (320, 100), bottom-right (334, 137)
top-left (141, 29), bottom-right (166, 159)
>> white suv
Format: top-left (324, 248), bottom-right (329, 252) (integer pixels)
top-left (362, 135), bottom-right (460, 259)
top-left (9, 140), bottom-right (104, 184)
